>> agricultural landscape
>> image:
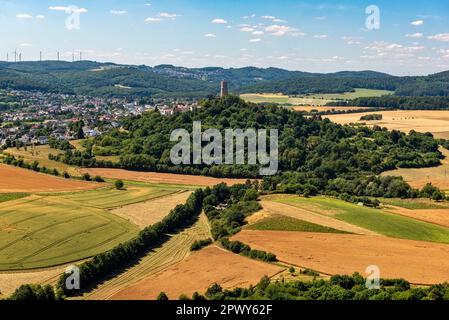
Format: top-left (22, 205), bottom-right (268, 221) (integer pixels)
top-left (2, 0), bottom-right (449, 305)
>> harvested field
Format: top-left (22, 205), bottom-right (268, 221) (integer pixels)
top-left (293, 106), bottom-right (369, 112)
top-left (386, 206), bottom-right (449, 228)
top-left (382, 147), bottom-right (449, 190)
top-left (0, 164), bottom-right (98, 192)
top-left (326, 110), bottom-right (449, 139)
top-left (111, 191), bottom-right (192, 229)
top-left (259, 198), bottom-right (378, 235)
top-left (85, 214), bottom-right (211, 300)
top-left (110, 246), bottom-right (284, 300)
top-left (81, 168), bottom-right (249, 187)
top-left (232, 230), bottom-right (449, 285)
top-left (0, 265), bottom-right (65, 298)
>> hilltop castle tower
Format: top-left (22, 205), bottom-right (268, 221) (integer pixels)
top-left (220, 80), bottom-right (228, 97)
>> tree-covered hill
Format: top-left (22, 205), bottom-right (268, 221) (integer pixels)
top-left (53, 96), bottom-right (444, 198)
top-left (1, 61), bottom-right (448, 98)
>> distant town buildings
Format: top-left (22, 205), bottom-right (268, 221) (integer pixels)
top-left (220, 80), bottom-right (228, 97)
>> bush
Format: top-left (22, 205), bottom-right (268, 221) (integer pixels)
top-left (82, 173), bottom-right (91, 181)
top-left (93, 175), bottom-right (105, 183)
top-left (114, 179), bottom-right (124, 190)
top-left (157, 292), bottom-right (169, 300)
top-left (190, 238), bottom-right (213, 251)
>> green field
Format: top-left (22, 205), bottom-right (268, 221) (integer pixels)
top-left (248, 214), bottom-right (347, 234)
top-left (380, 198), bottom-right (449, 210)
top-left (277, 197), bottom-right (449, 244)
top-left (0, 193), bottom-right (29, 204)
top-left (241, 89), bottom-right (393, 106)
top-left (0, 185), bottom-right (181, 270)
top-left (59, 186), bottom-right (176, 209)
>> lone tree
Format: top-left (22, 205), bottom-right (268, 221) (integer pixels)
top-left (157, 292), bottom-right (169, 300)
top-left (115, 179), bottom-right (124, 190)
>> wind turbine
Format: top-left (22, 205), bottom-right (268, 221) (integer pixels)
top-left (39, 51), bottom-right (42, 62)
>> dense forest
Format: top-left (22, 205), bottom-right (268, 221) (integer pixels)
top-left (1, 61), bottom-right (448, 98)
top-left (327, 96), bottom-right (449, 110)
top-left (52, 96), bottom-right (445, 199)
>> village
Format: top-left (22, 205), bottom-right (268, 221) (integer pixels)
top-left (0, 89), bottom-right (198, 148)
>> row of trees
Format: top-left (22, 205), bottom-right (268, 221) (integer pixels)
top-left (328, 96), bottom-right (449, 110)
top-left (199, 273), bottom-right (449, 300)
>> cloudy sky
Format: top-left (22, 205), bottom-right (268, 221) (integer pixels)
top-left (1, 0), bottom-right (448, 75)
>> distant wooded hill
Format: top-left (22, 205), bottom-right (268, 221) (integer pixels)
top-left (0, 61), bottom-right (448, 98)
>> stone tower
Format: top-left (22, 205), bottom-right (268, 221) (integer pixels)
top-left (220, 80), bottom-right (229, 97)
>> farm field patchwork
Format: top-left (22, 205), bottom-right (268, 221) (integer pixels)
top-left (0, 184), bottom-right (181, 271)
top-left (0, 164), bottom-right (98, 192)
top-left (276, 196), bottom-right (449, 244)
top-left (85, 214), bottom-right (212, 300)
top-left (110, 246), bottom-right (284, 300)
top-left (259, 198), bottom-right (377, 235)
top-left (241, 89), bottom-right (392, 107)
top-left (0, 195), bottom-right (139, 270)
top-left (232, 230), bottom-right (449, 285)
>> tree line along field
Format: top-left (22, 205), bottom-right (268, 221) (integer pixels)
top-left (0, 184), bottom-right (183, 271)
top-left (240, 88), bottom-right (393, 106)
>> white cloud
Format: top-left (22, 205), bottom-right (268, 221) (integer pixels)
top-left (205, 33), bottom-right (216, 38)
top-left (110, 10), bottom-right (128, 15)
top-left (36, 15), bottom-right (45, 20)
top-left (428, 33), bottom-right (449, 42)
top-left (145, 17), bottom-right (162, 23)
top-left (159, 12), bottom-right (179, 19)
top-left (249, 38), bottom-right (261, 43)
top-left (20, 43), bottom-right (32, 47)
top-left (261, 15), bottom-right (276, 20)
top-left (265, 24), bottom-right (303, 36)
top-left (48, 6), bottom-right (88, 14)
top-left (252, 31), bottom-right (264, 35)
top-left (240, 27), bottom-right (255, 32)
top-left (406, 32), bottom-right (423, 38)
top-left (314, 34), bottom-right (328, 39)
top-left (342, 36), bottom-right (362, 45)
top-left (212, 18), bottom-right (227, 24)
top-left (16, 14), bottom-right (33, 19)
top-left (144, 3), bottom-right (152, 7)
top-left (315, 16), bottom-right (327, 20)
top-left (411, 20), bottom-right (424, 26)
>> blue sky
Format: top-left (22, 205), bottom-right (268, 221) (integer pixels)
top-left (0, 0), bottom-right (448, 75)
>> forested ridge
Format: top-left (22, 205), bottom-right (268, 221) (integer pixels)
top-left (1, 61), bottom-right (448, 98)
